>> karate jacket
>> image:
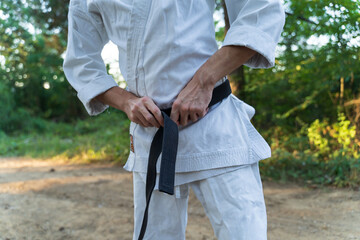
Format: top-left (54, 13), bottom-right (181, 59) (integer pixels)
top-left (63, 0), bottom-right (286, 181)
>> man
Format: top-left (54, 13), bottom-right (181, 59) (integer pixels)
top-left (63, 0), bottom-right (285, 239)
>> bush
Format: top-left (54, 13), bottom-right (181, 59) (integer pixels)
top-left (261, 112), bottom-right (360, 187)
top-left (0, 109), bottom-right (131, 164)
top-left (307, 112), bottom-right (358, 160)
top-left (0, 81), bottom-right (15, 131)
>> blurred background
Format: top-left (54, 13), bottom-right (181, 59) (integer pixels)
top-left (0, 0), bottom-right (359, 187)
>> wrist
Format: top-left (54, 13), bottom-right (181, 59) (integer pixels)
top-left (116, 89), bottom-right (136, 114)
top-left (95, 86), bottom-right (136, 114)
top-left (194, 67), bottom-right (219, 90)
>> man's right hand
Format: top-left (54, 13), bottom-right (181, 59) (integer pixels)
top-left (95, 86), bottom-right (163, 128)
top-left (124, 95), bottom-right (164, 128)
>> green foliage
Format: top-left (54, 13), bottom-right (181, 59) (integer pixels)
top-left (0, 80), bottom-right (15, 129)
top-left (0, 79), bottom-right (50, 133)
top-left (0, 0), bottom-right (84, 124)
top-left (307, 119), bottom-right (331, 155)
top-left (0, 109), bottom-right (130, 164)
top-left (244, 0), bottom-right (360, 131)
top-left (260, 148), bottom-right (360, 187)
top-left (260, 112), bottom-right (359, 187)
top-left (307, 112), bottom-right (358, 159)
top-left (1, 0), bottom-right (359, 187)
top-left (234, 0), bottom-right (360, 187)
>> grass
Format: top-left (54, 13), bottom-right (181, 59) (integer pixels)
top-left (0, 109), bottom-right (130, 164)
top-left (1, 108), bottom-right (359, 187)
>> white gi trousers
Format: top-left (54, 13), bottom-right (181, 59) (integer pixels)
top-left (132, 162), bottom-right (267, 240)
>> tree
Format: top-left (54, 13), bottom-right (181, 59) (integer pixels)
top-left (223, 0), bottom-right (360, 134)
top-left (0, 0), bottom-right (84, 124)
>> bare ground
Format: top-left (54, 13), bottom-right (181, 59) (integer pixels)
top-left (0, 157), bottom-right (359, 240)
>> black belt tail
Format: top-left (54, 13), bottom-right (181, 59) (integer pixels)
top-left (138, 79), bottom-right (231, 240)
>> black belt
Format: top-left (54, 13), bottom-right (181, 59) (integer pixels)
top-left (138, 79), bottom-right (232, 240)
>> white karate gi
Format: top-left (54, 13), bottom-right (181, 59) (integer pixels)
top-left (133, 162), bottom-right (267, 240)
top-left (63, 0), bottom-right (285, 239)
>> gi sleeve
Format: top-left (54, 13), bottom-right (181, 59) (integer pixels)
top-left (63, 1), bottom-right (118, 116)
top-left (223, 0), bottom-right (285, 68)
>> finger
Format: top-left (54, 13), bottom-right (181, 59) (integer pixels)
top-left (133, 115), bottom-right (148, 128)
top-left (181, 114), bottom-right (190, 126)
top-left (131, 116), bottom-right (141, 125)
top-left (204, 107), bottom-right (209, 116)
top-left (137, 113), bottom-right (151, 127)
top-left (198, 108), bottom-right (208, 118)
top-left (132, 104), bottom-right (152, 127)
top-left (144, 99), bottom-right (164, 127)
top-left (179, 108), bottom-right (189, 126)
top-left (139, 106), bottom-right (160, 128)
top-left (172, 111), bottom-right (180, 126)
top-left (189, 112), bottom-right (199, 123)
top-left (170, 102), bottom-right (180, 125)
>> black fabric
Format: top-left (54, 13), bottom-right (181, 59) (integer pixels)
top-left (158, 113), bottom-right (179, 194)
top-left (138, 79), bottom-right (231, 240)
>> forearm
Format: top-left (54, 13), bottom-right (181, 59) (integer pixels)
top-left (94, 86), bottom-right (135, 113)
top-left (195, 45), bottom-right (256, 88)
top-left (170, 45), bottom-right (256, 126)
top-left (95, 86), bottom-right (164, 127)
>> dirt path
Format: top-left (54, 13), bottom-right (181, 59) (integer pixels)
top-left (0, 157), bottom-right (359, 240)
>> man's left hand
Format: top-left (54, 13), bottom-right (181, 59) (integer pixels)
top-left (170, 46), bottom-right (257, 126)
top-left (170, 72), bottom-right (214, 126)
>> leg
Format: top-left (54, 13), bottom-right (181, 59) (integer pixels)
top-left (190, 162), bottom-right (267, 240)
top-left (132, 172), bottom-right (189, 240)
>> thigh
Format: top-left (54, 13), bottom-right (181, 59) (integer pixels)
top-left (190, 162), bottom-right (267, 240)
top-left (132, 172), bottom-right (189, 240)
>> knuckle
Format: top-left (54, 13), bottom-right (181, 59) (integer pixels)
top-left (130, 108), bottom-right (137, 114)
top-left (142, 96), bottom-right (149, 103)
top-left (189, 106), bottom-right (196, 113)
top-left (133, 102), bottom-right (141, 110)
top-left (145, 115), bottom-right (152, 122)
top-left (195, 106), bottom-right (203, 113)
top-left (173, 100), bottom-right (180, 109)
top-left (154, 108), bottom-right (161, 115)
top-left (180, 105), bottom-right (188, 113)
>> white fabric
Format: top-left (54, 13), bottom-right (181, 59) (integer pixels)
top-left (133, 162), bottom-right (267, 240)
top-left (137, 164), bottom-right (248, 195)
top-left (124, 93), bottom-right (272, 173)
top-left (63, 0), bottom-right (285, 176)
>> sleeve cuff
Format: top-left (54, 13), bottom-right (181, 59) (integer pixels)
top-left (77, 75), bottom-right (119, 116)
top-left (222, 26), bottom-right (277, 69)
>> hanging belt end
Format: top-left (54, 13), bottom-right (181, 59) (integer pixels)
top-left (159, 184), bottom-right (174, 195)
